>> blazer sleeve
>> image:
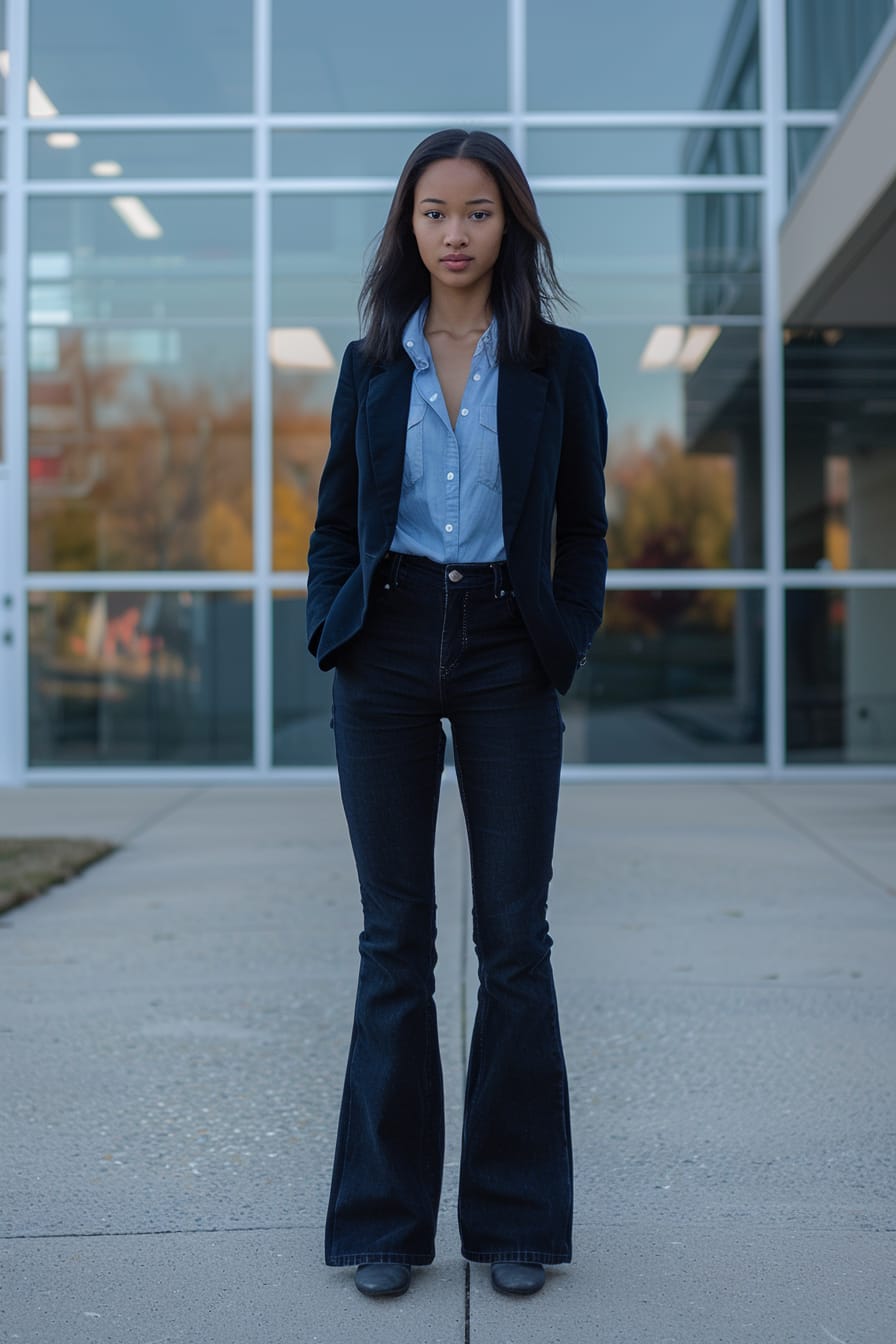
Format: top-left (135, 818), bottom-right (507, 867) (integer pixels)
top-left (306, 342), bottom-right (362, 655)
top-left (552, 330), bottom-right (609, 662)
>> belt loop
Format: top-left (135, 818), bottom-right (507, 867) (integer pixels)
top-left (492, 562), bottom-right (504, 598)
top-left (392, 552), bottom-right (403, 588)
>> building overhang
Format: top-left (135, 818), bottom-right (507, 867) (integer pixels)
top-left (780, 22), bottom-right (896, 325)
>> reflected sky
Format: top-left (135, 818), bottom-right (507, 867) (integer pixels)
top-left (528, 0), bottom-right (758, 110)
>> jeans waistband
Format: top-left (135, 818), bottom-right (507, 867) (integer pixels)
top-left (382, 551), bottom-right (511, 597)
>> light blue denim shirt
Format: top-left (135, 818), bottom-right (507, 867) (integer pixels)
top-left (390, 303), bottom-right (505, 563)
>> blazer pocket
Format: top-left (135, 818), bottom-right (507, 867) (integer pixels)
top-left (478, 403), bottom-right (501, 492)
top-left (403, 405), bottom-right (425, 486)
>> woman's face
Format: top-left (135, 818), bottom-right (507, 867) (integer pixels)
top-left (411, 157), bottom-right (506, 297)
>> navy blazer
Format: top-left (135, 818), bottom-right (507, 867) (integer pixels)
top-left (306, 325), bottom-right (608, 694)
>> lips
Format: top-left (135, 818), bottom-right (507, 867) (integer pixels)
top-left (441, 255), bottom-right (473, 270)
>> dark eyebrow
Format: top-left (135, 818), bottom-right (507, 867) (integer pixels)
top-left (419, 197), bottom-right (495, 205)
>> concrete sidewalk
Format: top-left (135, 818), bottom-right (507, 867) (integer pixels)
top-left (1, 781), bottom-right (894, 1343)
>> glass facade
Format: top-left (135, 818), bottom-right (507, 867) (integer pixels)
top-left (1, 0), bottom-right (893, 777)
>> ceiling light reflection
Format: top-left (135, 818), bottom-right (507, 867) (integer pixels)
top-left (110, 196), bottom-right (163, 239)
top-left (639, 325), bottom-right (684, 370)
top-left (269, 327), bottom-right (335, 371)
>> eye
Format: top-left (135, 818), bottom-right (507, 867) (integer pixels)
top-left (424, 210), bottom-right (444, 220)
top-left (470, 211), bottom-right (491, 222)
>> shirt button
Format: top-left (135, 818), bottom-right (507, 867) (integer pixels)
top-left (460, 408), bottom-right (469, 416)
top-left (446, 471), bottom-right (454, 480)
top-left (445, 523), bottom-right (453, 533)
top-left (473, 373), bottom-right (481, 381)
top-left (406, 340), bottom-right (414, 347)
top-left (429, 392), bottom-right (438, 401)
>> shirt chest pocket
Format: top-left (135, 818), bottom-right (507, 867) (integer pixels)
top-left (403, 406), bottom-right (425, 487)
top-left (478, 403), bottom-right (501, 493)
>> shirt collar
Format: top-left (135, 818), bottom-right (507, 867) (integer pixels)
top-left (402, 302), bottom-right (498, 370)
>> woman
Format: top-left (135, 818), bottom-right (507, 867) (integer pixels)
top-left (307, 129), bottom-right (608, 1299)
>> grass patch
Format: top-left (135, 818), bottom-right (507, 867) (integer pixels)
top-left (0, 838), bottom-right (117, 915)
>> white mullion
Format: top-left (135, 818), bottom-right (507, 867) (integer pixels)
top-left (781, 111), bottom-right (838, 127)
top-left (23, 115), bottom-right (258, 130)
top-left (25, 572), bottom-right (256, 592)
top-left (267, 113), bottom-right (512, 129)
top-left (760, 0), bottom-right (787, 776)
top-left (524, 111), bottom-right (765, 128)
top-left (27, 179), bottom-right (260, 195)
top-left (783, 572), bottom-right (896, 590)
top-left (2, 0), bottom-right (29, 783)
top-left (25, 176), bottom-right (769, 197)
top-left (253, 0), bottom-right (273, 773)
top-left (531, 176), bottom-right (765, 192)
top-left (19, 111), bottom-right (769, 131)
top-left (605, 571), bottom-right (766, 590)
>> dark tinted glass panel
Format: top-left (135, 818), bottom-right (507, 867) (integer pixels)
top-left (529, 0), bottom-right (759, 111)
top-left (28, 589), bottom-right (253, 765)
top-left (589, 322), bottom-right (762, 570)
top-left (272, 0), bottom-right (506, 113)
top-left (528, 128), bottom-right (762, 177)
top-left (565, 588), bottom-right (764, 763)
top-left (29, 0), bottom-right (253, 114)
top-left (273, 592), bottom-right (334, 766)
top-left (784, 328), bottom-right (896, 570)
top-left (29, 131), bottom-right (253, 180)
top-left (540, 192), bottom-right (762, 320)
top-left (786, 588), bottom-right (896, 763)
top-left (27, 196), bottom-right (253, 573)
top-left (787, 0), bottom-right (892, 109)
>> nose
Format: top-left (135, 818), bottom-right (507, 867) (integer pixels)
top-left (443, 218), bottom-right (468, 248)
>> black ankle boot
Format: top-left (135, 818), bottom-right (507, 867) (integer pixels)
top-left (490, 1262), bottom-right (545, 1295)
top-left (354, 1263), bottom-right (412, 1297)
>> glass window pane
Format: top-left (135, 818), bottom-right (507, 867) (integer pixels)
top-left (527, 128), bottom-right (762, 178)
top-left (30, 131), bottom-right (253, 181)
top-left (273, 128), bottom-right (511, 179)
top-left (29, 0), bottom-right (253, 114)
top-left (540, 192), bottom-right (763, 320)
top-left (786, 588), bottom-right (896, 763)
top-left (784, 328), bottom-right (896, 571)
top-left (272, 0), bottom-right (507, 113)
top-left (564, 588), bottom-right (765, 764)
top-left (28, 197), bottom-right (253, 573)
top-left (529, 0), bottom-right (759, 111)
top-left (271, 194), bottom-right (391, 573)
top-left (787, 126), bottom-right (829, 200)
top-left (787, 0), bottom-right (893, 109)
top-left (273, 592), bottom-right (334, 765)
top-left (591, 322), bottom-right (762, 570)
top-left (28, 589), bottom-right (254, 765)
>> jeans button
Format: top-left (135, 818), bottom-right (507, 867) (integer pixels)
top-left (448, 569), bottom-right (463, 583)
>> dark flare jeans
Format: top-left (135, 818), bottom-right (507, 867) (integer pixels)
top-left (324, 551), bottom-right (572, 1267)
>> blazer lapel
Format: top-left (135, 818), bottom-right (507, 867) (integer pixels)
top-left (498, 362), bottom-right (549, 551)
top-left (364, 358), bottom-right (414, 538)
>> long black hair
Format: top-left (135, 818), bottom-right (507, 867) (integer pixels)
top-left (359, 130), bottom-right (569, 367)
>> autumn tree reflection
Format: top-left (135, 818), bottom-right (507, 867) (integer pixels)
top-left (605, 427), bottom-right (737, 633)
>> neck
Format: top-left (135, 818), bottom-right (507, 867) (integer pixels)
top-left (425, 284), bottom-right (492, 338)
